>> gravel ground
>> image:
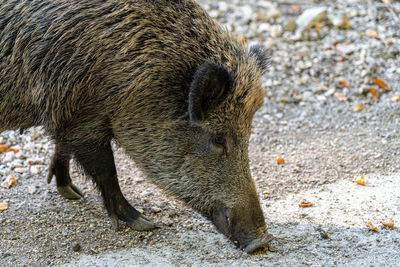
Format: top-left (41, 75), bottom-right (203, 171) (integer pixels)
top-left (1, 0), bottom-right (399, 266)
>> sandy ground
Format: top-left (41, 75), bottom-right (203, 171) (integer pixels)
top-left (64, 173), bottom-right (400, 266)
top-left (1, 0), bottom-right (400, 266)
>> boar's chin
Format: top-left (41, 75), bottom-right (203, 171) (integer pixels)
top-left (208, 206), bottom-right (232, 240)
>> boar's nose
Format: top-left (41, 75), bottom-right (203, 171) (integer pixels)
top-left (209, 205), bottom-right (274, 253)
top-left (243, 234), bottom-right (274, 253)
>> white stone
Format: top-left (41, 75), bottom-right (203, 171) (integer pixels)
top-left (2, 152), bottom-right (14, 162)
top-left (258, 23), bottom-right (271, 33)
top-left (270, 25), bottom-right (283, 38)
top-left (240, 5), bottom-right (253, 21)
top-left (296, 7), bottom-right (327, 32)
top-left (151, 206), bottom-right (162, 213)
top-left (218, 1), bottom-right (228, 13)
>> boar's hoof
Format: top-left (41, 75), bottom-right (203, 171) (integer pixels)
top-left (127, 216), bottom-right (157, 231)
top-left (244, 234), bottom-right (274, 254)
top-left (111, 214), bottom-right (157, 232)
top-left (57, 184), bottom-right (84, 200)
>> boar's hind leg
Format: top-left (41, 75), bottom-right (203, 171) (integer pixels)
top-left (73, 142), bottom-right (156, 231)
top-left (47, 142), bottom-right (84, 200)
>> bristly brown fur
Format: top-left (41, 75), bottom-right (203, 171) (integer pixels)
top-left (0, 0), bottom-right (265, 135)
top-left (0, 0), bottom-right (270, 250)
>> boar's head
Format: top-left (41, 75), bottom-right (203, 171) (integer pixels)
top-left (179, 45), bottom-right (272, 252)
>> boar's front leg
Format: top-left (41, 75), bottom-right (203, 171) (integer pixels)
top-left (47, 141), bottom-right (84, 199)
top-left (72, 141), bottom-right (156, 231)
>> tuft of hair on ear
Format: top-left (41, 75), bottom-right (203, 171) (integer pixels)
top-left (249, 44), bottom-right (270, 74)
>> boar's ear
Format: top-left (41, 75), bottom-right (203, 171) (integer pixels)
top-left (249, 44), bottom-right (270, 74)
top-left (188, 62), bottom-right (234, 122)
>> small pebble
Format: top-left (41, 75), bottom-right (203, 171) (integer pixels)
top-left (72, 243), bottom-right (81, 252)
top-left (151, 207), bottom-right (162, 213)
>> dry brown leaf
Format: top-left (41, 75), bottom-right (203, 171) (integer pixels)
top-left (1, 174), bottom-right (17, 188)
top-left (276, 156), bottom-right (285, 164)
top-left (0, 144), bottom-right (8, 153)
top-left (299, 202), bottom-right (313, 208)
top-left (367, 221), bottom-right (379, 232)
top-left (315, 23), bottom-right (322, 33)
top-left (372, 78), bottom-right (391, 92)
top-left (290, 5), bottom-right (302, 12)
top-left (14, 167), bottom-right (29, 174)
top-left (337, 80), bottom-right (350, 89)
top-left (334, 92), bottom-right (347, 101)
top-left (352, 104), bottom-right (364, 112)
top-left (368, 30), bottom-right (378, 38)
top-left (336, 43), bottom-right (355, 54)
top-left (391, 96), bottom-right (400, 102)
top-left (338, 55), bottom-right (347, 62)
top-left (353, 175), bottom-right (366, 185)
top-left (369, 87), bottom-right (379, 99)
top-left (7, 148), bottom-right (19, 153)
top-left (0, 202), bottom-right (8, 212)
top-left (382, 220), bottom-right (394, 229)
top-left (320, 85), bottom-right (329, 91)
top-left (386, 38), bottom-right (395, 45)
top-left (333, 41), bottom-right (340, 47)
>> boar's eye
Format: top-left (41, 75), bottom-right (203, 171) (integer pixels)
top-left (213, 136), bottom-right (226, 148)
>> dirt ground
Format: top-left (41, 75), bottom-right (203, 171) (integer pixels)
top-left (1, 99), bottom-right (399, 266)
top-left (1, 0), bottom-right (400, 266)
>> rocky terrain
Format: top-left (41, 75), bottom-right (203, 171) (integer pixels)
top-left (1, 0), bottom-right (399, 266)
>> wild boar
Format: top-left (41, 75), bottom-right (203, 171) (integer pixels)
top-left (0, 0), bottom-right (273, 252)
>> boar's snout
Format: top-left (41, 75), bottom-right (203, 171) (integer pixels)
top-left (209, 200), bottom-right (274, 253)
top-left (243, 235), bottom-right (275, 253)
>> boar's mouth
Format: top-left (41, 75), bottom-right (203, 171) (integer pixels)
top-left (208, 206), bottom-right (274, 253)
